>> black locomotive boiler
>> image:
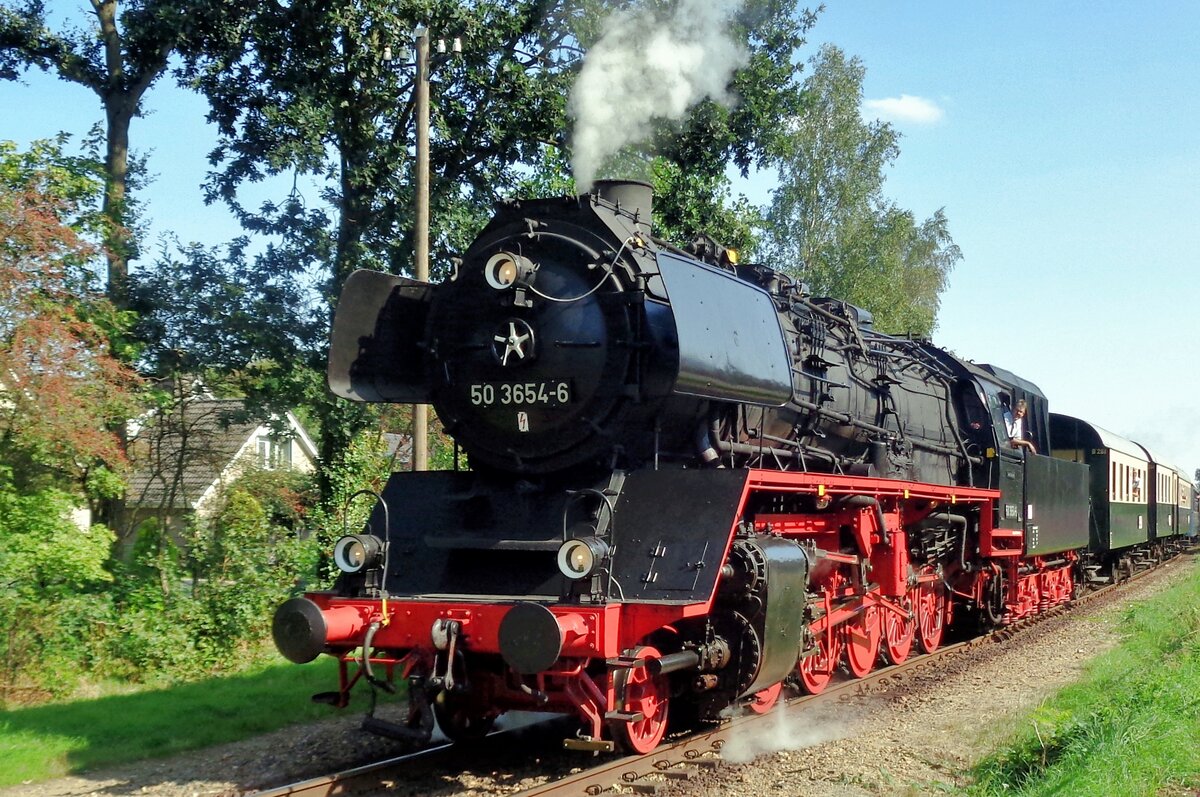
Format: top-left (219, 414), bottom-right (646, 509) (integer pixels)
top-left (329, 180), bottom-right (982, 483)
top-left (273, 181), bottom-right (1194, 753)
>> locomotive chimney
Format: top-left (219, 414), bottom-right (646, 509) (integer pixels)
top-left (591, 179), bottom-right (653, 232)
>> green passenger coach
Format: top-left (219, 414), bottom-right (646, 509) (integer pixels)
top-left (1050, 414), bottom-right (1150, 555)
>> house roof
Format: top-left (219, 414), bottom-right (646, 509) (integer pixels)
top-left (124, 398), bottom-right (313, 512)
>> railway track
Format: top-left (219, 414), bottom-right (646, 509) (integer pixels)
top-left (245, 549), bottom-right (1193, 797)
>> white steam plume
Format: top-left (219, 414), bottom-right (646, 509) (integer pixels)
top-left (720, 705), bottom-right (860, 764)
top-left (568, 0), bottom-right (749, 192)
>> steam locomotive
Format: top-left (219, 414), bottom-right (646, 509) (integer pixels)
top-left (272, 181), bottom-right (1196, 753)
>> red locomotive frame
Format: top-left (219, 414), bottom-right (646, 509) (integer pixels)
top-left (298, 470), bottom-right (1076, 752)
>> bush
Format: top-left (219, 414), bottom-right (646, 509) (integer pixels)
top-left (185, 466), bottom-right (320, 665)
top-left (303, 430), bottom-right (395, 583)
top-left (0, 427), bottom-right (405, 706)
top-left (0, 473), bottom-right (114, 702)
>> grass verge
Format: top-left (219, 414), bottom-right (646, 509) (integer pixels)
top-left (970, 556), bottom-right (1200, 796)
top-left (0, 655), bottom-right (373, 787)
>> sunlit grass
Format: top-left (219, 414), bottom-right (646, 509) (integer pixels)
top-left (0, 654), bottom-right (368, 786)
top-left (970, 557), bottom-right (1200, 796)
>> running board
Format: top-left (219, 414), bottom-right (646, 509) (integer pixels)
top-left (564, 737), bottom-right (616, 752)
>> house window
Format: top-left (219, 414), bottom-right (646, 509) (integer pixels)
top-left (257, 435), bottom-right (292, 470)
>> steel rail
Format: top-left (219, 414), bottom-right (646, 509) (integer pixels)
top-left (235, 739), bottom-right (454, 797)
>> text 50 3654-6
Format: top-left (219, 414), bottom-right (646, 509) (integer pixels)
top-left (469, 381), bottom-right (571, 407)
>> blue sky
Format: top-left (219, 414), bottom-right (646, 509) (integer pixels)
top-left (1, 1), bottom-right (1197, 474)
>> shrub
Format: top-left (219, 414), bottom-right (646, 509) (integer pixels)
top-left (0, 472), bottom-right (114, 702)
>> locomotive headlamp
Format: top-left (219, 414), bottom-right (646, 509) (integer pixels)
top-left (333, 534), bottom-right (385, 574)
top-left (484, 252), bottom-right (536, 290)
top-left (556, 536), bottom-right (610, 580)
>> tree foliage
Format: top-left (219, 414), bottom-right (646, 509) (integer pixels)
top-left (0, 468), bottom-right (113, 599)
top-left (130, 238), bottom-right (326, 403)
top-left (175, 0), bottom-right (814, 279)
top-left (0, 138), bottom-right (141, 495)
top-left (166, 0), bottom-right (818, 504)
top-left (763, 44), bottom-right (960, 335)
top-left (0, 469), bottom-right (116, 701)
top-left (650, 158), bottom-right (763, 255)
top-left (184, 467), bottom-right (317, 659)
top-left (0, 0), bottom-right (215, 304)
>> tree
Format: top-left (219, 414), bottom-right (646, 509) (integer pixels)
top-left (763, 44), bottom-right (960, 335)
top-left (0, 138), bottom-right (140, 500)
top-left (174, 0), bottom-right (819, 503)
top-left (650, 158), bottom-right (763, 254)
top-left (185, 466), bottom-right (316, 658)
top-left (0, 139), bottom-right (138, 701)
top-left (0, 0), bottom-right (206, 305)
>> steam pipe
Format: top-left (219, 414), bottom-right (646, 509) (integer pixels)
top-left (786, 393), bottom-right (982, 463)
top-left (714, 438), bottom-right (839, 468)
top-left (362, 621), bottom-right (395, 693)
top-left (841, 495), bottom-right (890, 546)
top-left (915, 511), bottom-right (970, 572)
top-left (517, 680), bottom-right (550, 705)
top-left (920, 512), bottom-right (968, 531)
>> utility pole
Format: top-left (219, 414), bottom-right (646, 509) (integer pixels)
top-left (412, 26), bottom-right (431, 472)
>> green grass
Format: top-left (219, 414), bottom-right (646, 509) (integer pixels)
top-left (0, 655), bottom-right (369, 787)
top-left (970, 557), bottom-right (1200, 796)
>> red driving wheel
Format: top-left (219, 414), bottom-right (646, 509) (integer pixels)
top-left (882, 597), bottom-right (916, 665)
top-left (608, 646), bottom-right (670, 754)
top-left (797, 624), bottom-right (842, 694)
top-left (748, 681), bottom-right (783, 714)
top-left (915, 581), bottom-right (946, 653)
top-left (843, 599), bottom-right (881, 678)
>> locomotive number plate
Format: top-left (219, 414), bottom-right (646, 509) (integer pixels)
top-left (468, 380), bottom-right (571, 408)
